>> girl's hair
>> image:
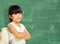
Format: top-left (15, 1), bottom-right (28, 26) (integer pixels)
top-left (8, 5), bottom-right (22, 22)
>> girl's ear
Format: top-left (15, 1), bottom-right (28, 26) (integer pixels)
top-left (9, 15), bottom-right (12, 19)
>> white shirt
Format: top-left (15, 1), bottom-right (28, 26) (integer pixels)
top-left (8, 22), bottom-right (25, 32)
top-left (8, 22), bottom-right (26, 44)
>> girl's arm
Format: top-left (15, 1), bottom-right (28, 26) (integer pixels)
top-left (8, 24), bottom-right (31, 40)
top-left (20, 28), bottom-right (31, 40)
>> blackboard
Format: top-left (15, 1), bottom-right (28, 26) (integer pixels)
top-left (0, 0), bottom-right (60, 44)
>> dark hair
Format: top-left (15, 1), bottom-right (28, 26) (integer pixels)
top-left (8, 5), bottom-right (22, 22)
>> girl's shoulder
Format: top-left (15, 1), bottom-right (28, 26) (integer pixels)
top-left (7, 22), bottom-right (13, 26)
top-left (7, 22), bottom-right (25, 29)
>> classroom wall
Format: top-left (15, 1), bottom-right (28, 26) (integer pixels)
top-left (0, 0), bottom-right (60, 44)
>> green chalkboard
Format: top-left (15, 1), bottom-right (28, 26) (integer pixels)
top-left (0, 0), bottom-right (60, 44)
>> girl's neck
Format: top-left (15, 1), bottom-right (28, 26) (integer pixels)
top-left (12, 21), bottom-right (20, 27)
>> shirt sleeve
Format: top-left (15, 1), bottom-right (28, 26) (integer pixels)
top-left (21, 24), bottom-right (25, 29)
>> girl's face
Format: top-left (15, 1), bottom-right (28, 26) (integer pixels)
top-left (9, 13), bottom-right (22, 23)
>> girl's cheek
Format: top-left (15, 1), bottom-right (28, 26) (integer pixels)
top-left (14, 16), bottom-right (17, 19)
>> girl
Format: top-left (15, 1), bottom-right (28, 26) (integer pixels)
top-left (8, 5), bottom-right (31, 44)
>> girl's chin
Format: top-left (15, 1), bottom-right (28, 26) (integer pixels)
top-left (15, 21), bottom-right (20, 23)
top-left (16, 20), bottom-right (21, 22)
top-left (13, 20), bottom-right (21, 23)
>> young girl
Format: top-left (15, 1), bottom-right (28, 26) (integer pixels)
top-left (8, 5), bottom-right (31, 44)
